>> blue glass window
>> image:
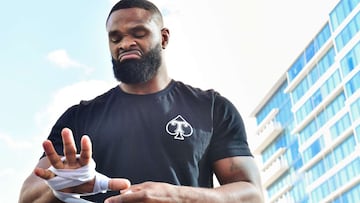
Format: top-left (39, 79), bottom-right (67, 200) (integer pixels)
top-left (256, 82), bottom-right (289, 124)
top-left (288, 54), bottom-right (306, 81)
top-left (303, 136), bottom-right (324, 163)
top-left (333, 158), bottom-right (360, 202)
top-left (307, 137), bottom-right (357, 201)
top-left (295, 70), bottom-right (342, 125)
top-left (330, 113), bottom-right (351, 139)
top-left (292, 47), bottom-right (335, 104)
top-left (288, 24), bottom-right (331, 82)
top-left (298, 92), bottom-right (345, 145)
top-left (345, 71), bottom-right (360, 97)
top-left (305, 41), bottom-right (316, 62)
top-left (330, 0), bottom-right (360, 31)
top-left (335, 11), bottom-right (360, 51)
top-left (315, 24), bottom-right (331, 49)
top-left (340, 41), bottom-right (360, 77)
top-left (352, 98), bottom-right (360, 121)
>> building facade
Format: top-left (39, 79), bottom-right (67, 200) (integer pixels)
top-left (250, 0), bottom-right (360, 202)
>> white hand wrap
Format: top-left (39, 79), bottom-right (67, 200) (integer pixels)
top-left (46, 155), bottom-right (110, 203)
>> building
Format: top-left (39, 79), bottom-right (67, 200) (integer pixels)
top-left (250, 0), bottom-right (360, 202)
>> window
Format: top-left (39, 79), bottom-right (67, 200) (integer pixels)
top-left (305, 41), bottom-right (316, 61)
top-left (350, 98), bottom-right (360, 121)
top-left (295, 70), bottom-right (342, 125)
top-left (345, 72), bottom-right (360, 97)
top-left (288, 54), bottom-right (306, 81)
top-left (330, 113), bottom-right (351, 140)
top-left (335, 11), bottom-right (360, 51)
top-left (330, 0), bottom-right (360, 31)
top-left (341, 41), bottom-right (360, 77)
top-left (303, 136), bottom-right (324, 163)
top-left (288, 24), bottom-right (331, 83)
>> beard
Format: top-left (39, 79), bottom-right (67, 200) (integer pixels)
top-left (112, 44), bottom-right (162, 84)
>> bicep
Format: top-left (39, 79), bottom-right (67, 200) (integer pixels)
top-left (213, 156), bottom-right (262, 188)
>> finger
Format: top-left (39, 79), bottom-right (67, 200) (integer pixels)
top-left (62, 128), bottom-right (77, 167)
top-left (105, 189), bottom-right (137, 203)
top-left (108, 178), bottom-right (131, 191)
top-left (104, 195), bottom-right (122, 203)
top-left (79, 135), bottom-right (92, 166)
top-left (43, 140), bottom-right (63, 169)
top-left (34, 167), bottom-right (55, 180)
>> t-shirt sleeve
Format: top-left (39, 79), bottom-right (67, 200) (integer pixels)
top-left (208, 94), bottom-right (253, 163)
top-left (40, 105), bottom-right (80, 158)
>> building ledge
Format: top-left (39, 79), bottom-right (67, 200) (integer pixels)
top-left (261, 147), bottom-right (286, 170)
top-left (268, 184), bottom-right (293, 203)
top-left (321, 174), bottom-right (360, 203)
top-left (262, 157), bottom-right (289, 188)
top-left (299, 127), bottom-right (353, 173)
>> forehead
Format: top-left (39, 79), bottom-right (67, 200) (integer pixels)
top-left (106, 8), bottom-right (157, 32)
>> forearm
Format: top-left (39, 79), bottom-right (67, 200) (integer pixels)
top-left (176, 182), bottom-right (263, 203)
top-left (19, 175), bottom-right (62, 203)
top-left (214, 182), bottom-right (264, 203)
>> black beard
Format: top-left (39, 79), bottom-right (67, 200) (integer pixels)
top-left (112, 45), bottom-right (162, 84)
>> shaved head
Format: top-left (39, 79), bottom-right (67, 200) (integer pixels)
top-left (107, 0), bottom-right (164, 27)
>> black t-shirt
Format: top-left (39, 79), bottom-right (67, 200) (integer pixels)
top-left (45, 80), bottom-right (252, 201)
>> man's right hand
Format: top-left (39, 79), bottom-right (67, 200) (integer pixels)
top-left (34, 127), bottom-right (131, 194)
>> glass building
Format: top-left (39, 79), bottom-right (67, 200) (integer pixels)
top-left (250, 0), bottom-right (360, 202)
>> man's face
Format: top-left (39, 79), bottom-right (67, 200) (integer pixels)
top-left (106, 8), bottom-right (164, 84)
top-left (111, 44), bottom-right (161, 83)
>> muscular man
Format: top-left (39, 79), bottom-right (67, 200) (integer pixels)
top-left (19, 0), bottom-right (264, 202)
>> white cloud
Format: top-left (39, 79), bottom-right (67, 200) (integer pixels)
top-left (47, 49), bottom-right (94, 74)
top-left (35, 80), bottom-right (116, 135)
top-left (0, 130), bottom-right (45, 201)
top-left (0, 132), bottom-right (33, 150)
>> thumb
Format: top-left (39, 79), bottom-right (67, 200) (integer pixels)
top-left (108, 178), bottom-right (131, 191)
top-left (34, 167), bottom-right (55, 180)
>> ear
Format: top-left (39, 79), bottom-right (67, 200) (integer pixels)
top-left (161, 28), bottom-right (170, 49)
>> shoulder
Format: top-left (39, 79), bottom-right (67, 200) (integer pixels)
top-left (78, 86), bottom-right (118, 106)
top-left (173, 80), bottom-right (220, 99)
top-left (52, 86), bottom-right (117, 122)
top-left (57, 86), bottom-right (118, 117)
top-left (172, 80), bottom-right (238, 111)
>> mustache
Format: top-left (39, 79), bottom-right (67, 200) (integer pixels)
top-left (117, 49), bottom-right (143, 61)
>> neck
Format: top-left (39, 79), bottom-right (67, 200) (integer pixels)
top-left (119, 66), bottom-right (171, 95)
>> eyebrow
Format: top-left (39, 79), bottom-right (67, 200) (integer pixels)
top-left (108, 24), bottom-right (149, 36)
top-left (108, 30), bottom-right (121, 37)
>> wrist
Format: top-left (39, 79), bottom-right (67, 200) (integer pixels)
top-left (175, 185), bottom-right (222, 203)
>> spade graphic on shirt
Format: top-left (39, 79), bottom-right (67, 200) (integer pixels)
top-left (166, 115), bottom-right (193, 140)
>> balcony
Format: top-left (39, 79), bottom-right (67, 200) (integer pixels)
top-left (253, 109), bottom-right (283, 154)
top-left (262, 156), bottom-right (289, 188)
top-left (268, 184), bottom-right (294, 203)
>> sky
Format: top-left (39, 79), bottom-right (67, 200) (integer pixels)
top-left (0, 0), bottom-right (338, 202)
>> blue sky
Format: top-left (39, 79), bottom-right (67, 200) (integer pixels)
top-left (0, 0), bottom-right (337, 202)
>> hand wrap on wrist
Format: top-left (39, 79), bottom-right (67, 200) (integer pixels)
top-left (46, 155), bottom-right (110, 203)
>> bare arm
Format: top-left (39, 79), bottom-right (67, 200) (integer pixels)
top-left (19, 157), bottom-right (63, 203)
top-left (212, 156), bottom-right (264, 202)
top-left (19, 128), bottom-right (91, 203)
top-left (19, 128), bottom-right (130, 203)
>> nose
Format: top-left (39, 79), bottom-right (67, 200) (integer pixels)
top-left (118, 36), bottom-right (137, 50)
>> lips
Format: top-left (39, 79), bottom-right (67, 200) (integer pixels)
top-left (118, 50), bottom-right (142, 62)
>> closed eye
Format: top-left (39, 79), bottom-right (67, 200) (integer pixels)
top-left (131, 27), bottom-right (148, 38)
top-left (108, 31), bottom-right (122, 44)
top-left (110, 38), bottom-right (121, 43)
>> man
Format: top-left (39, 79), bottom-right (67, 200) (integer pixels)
top-left (19, 0), bottom-right (264, 202)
